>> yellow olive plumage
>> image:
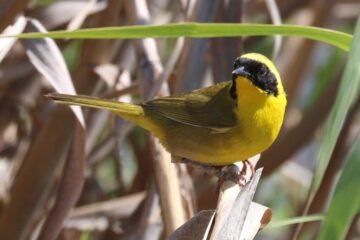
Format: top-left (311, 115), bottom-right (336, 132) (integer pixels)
top-left (48, 53), bottom-right (287, 165)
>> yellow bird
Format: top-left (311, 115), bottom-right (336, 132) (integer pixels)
top-left (47, 53), bottom-right (286, 166)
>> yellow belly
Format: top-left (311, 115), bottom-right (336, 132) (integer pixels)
top-left (162, 104), bottom-right (284, 165)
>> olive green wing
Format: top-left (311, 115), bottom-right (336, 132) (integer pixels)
top-left (143, 81), bottom-right (237, 130)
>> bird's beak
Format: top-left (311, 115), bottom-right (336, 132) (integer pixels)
top-left (232, 66), bottom-right (250, 81)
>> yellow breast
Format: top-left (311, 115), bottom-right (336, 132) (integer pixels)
top-left (234, 76), bottom-right (286, 158)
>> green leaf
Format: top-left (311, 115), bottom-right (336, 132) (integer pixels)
top-left (318, 133), bottom-right (360, 240)
top-left (313, 16), bottom-right (360, 240)
top-left (311, 17), bottom-right (360, 195)
top-left (6, 23), bottom-right (352, 51)
top-left (268, 214), bottom-right (325, 228)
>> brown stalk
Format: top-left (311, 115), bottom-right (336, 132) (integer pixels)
top-left (87, 39), bottom-right (138, 166)
top-left (132, 182), bottom-right (162, 240)
top-left (175, 0), bottom-right (219, 93)
top-left (69, 191), bottom-right (145, 218)
top-left (73, 1), bottom-right (122, 94)
top-left (128, 130), bottom-right (154, 193)
top-left (246, 0), bottom-right (312, 23)
top-left (125, 0), bottom-right (187, 235)
top-left (38, 123), bottom-right (85, 240)
top-left (104, 83), bottom-right (139, 99)
top-left (345, 214), bottom-right (360, 240)
top-left (0, 106), bottom-right (75, 240)
top-left (0, 0), bottom-right (30, 31)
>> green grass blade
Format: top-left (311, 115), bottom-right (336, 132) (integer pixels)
top-left (268, 214), bottom-right (325, 228)
top-left (305, 49), bottom-right (344, 109)
top-left (311, 17), bottom-right (360, 195)
top-left (318, 134), bottom-right (360, 240)
top-left (6, 23), bottom-right (352, 51)
top-left (312, 17), bottom-right (360, 239)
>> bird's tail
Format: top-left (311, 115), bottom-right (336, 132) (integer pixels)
top-left (46, 93), bottom-right (158, 132)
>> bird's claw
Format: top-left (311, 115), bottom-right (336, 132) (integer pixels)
top-left (177, 157), bottom-right (255, 188)
top-left (218, 160), bottom-right (255, 188)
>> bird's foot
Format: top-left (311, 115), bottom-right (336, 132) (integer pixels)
top-left (218, 160), bottom-right (254, 187)
top-left (218, 164), bottom-right (247, 187)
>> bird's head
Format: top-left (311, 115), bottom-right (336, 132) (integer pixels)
top-left (229, 53), bottom-right (285, 100)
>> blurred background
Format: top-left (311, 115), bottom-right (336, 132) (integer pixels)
top-left (0, 0), bottom-right (359, 239)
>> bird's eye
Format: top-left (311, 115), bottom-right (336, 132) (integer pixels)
top-left (233, 59), bottom-right (241, 69)
top-left (258, 66), bottom-right (268, 77)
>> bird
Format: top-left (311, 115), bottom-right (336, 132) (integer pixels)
top-left (47, 53), bottom-right (287, 168)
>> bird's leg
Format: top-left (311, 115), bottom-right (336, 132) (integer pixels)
top-left (176, 157), bottom-right (254, 187)
top-left (245, 159), bottom-right (255, 176)
top-left (175, 157), bottom-right (223, 176)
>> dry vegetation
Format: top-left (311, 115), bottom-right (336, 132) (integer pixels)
top-left (0, 0), bottom-right (359, 239)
